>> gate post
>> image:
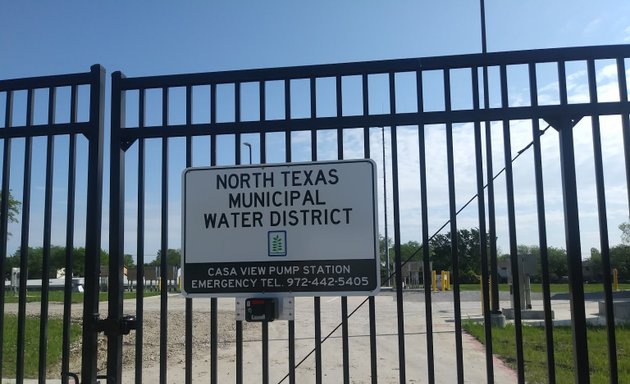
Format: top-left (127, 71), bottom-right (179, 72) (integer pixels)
top-left (106, 70), bottom-right (127, 384)
top-left (81, 64), bottom-right (106, 384)
top-left (546, 114), bottom-right (590, 384)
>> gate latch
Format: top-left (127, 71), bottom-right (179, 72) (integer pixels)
top-left (95, 315), bottom-right (137, 336)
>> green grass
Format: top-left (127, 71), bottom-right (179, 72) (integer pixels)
top-left (2, 315), bottom-right (81, 379)
top-left (463, 322), bottom-right (630, 384)
top-left (4, 290), bottom-right (162, 304)
top-left (458, 283), bottom-right (630, 293)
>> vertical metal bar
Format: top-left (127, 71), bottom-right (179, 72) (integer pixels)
top-left (284, 78), bottom-right (296, 384)
top-left (235, 81), bottom-right (242, 163)
top-left (261, 80), bottom-right (267, 122)
top-left (0, 90), bottom-right (12, 383)
top-left (481, 0), bottom-right (500, 316)
top-left (260, 80), bottom-right (266, 164)
top-left (108, 70), bottom-right (125, 384)
top-left (185, 85), bottom-right (194, 384)
top-left (16, 88), bottom-right (34, 384)
top-left (619, 59), bottom-right (630, 379)
top-left (211, 298), bottom-right (218, 384)
top-left (367, 297), bottom-right (377, 384)
top-left (262, 321), bottom-right (269, 384)
top-left (83, 64), bottom-right (105, 384)
top-left (61, 85), bottom-right (77, 384)
top-left (500, 64), bottom-right (525, 384)
top-left (556, 60), bottom-right (590, 384)
top-left (136, 137), bottom-right (145, 384)
top-left (236, 284), bottom-right (243, 381)
top-left (210, 82), bottom-right (219, 384)
top-left (416, 69), bottom-right (435, 384)
top-left (260, 81), bottom-right (269, 384)
top-left (587, 59), bottom-right (618, 384)
top-left (480, 0), bottom-right (488, 54)
top-left (483, 68), bottom-right (500, 313)
top-left (288, 320), bottom-right (295, 384)
top-left (472, 67), bottom-right (494, 384)
top-left (135, 88), bottom-right (146, 384)
top-left (313, 296), bottom-right (322, 384)
top-left (618, 58), bottom-right (630, 224)
top-left (363, 72), bottom-right (378, 384)
top-left (341, 297), bottom-right (349, 383)
top-left (389, 71), bottom-right (407, 384)
top-left (159, 87), bottom-right (170, 384)
top-left (336, 75), bottom-right (351, 384)
top-left (233, 81), bottom-right (245, 384)
top-left (311, 76), bottom-right (323, 384)
top-left (528, 62), bottom-right (556, 384)
top-left (38, 86), bottom-right (56, 383)
top-left (444, 70), bottom-right (464, 384)
top-left (382, 126), bottom-right (390, 281)
top-left (285, 79), bottom-right (292, 161)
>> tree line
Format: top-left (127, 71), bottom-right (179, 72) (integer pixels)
top-left (3, 247), bottom-right (182, 280)
top-left (381, 225), bottom-right (630, 284)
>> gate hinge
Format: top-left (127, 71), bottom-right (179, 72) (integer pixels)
top-left (95, 315), bottom-right (137, 336)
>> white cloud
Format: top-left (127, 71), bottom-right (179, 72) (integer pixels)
top-left (583, 17), bottom-right (602, 35)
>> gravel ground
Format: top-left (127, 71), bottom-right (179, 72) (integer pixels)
top-left (6, 292), bottom-right (522, 383)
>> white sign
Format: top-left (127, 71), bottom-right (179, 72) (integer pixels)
top-left (181, 160), bottom-right (379, 297)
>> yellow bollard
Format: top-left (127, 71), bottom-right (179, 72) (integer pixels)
top-left (447, 271), bottom-right (451, 290)
top-left (613, 268), bottom-right (619, 292)
top-left (432, 270), bottom-right (437, 292)
top-left (488, 276), bottom-right (493, 312)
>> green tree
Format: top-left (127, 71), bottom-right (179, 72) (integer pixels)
top-left (429, 228), bottom-right (483, 283)
top-left (610, 245), bottom-right (630, 281)
top-left (619, 221), bottom-right (630, 245)
top-left (0, 190), bottom-right (21, 224)
top-left (546, 247), bottom-right (569, 282)
top-left (151, 249), bottom-right (181, 267)
top-left (4, 246), bottom-right (108, 279)
top-left (124, 254), bottom-right (135, 267)
top-left (429, 232), bottom-right (452, 272)
top-left (0, 190), bottom-right (21, 237)
top-left (399, 241), bottom-right (422, 262)
top-left (7, 247), bottom-right (45, 279)
top-left (587, 247), bottom-right (603, 281)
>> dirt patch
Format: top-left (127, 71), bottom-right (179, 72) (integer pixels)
top-left (90, 310), bottom-right (251, 376)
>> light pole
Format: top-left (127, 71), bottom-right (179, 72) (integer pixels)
top-left (243, 142), bottom-right (252, 164)
top-left (381, 127), bottom-right (391, 283)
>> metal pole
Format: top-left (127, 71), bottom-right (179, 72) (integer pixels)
top-left (480, 0), bottom-right (488, 54)
top-left (480, 0), bottom-right (501, 314)
top-left (382, 127), bottom-right (391, 283)
top-left (243, 142), bottom-right (252, 164)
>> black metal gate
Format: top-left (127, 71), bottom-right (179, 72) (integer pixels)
top-left (1, 43), bottom-right (630, 384)
top-left (0, 65), bottom-right (105, 383)
top-left (107, 44), bottom-right (630, 384)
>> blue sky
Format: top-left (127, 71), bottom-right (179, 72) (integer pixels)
top-left (2, 1), bottom-right (630, 78)
top-left (1, 1), bottom-right (630, 262)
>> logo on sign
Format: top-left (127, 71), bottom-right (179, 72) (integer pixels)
top-left (268, 231), bottom-right (287, 256)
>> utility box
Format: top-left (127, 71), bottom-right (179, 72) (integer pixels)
top-left (236, 297), bottom-right (294, 322)
top-left (245, 298), bottom-right (276, 322)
